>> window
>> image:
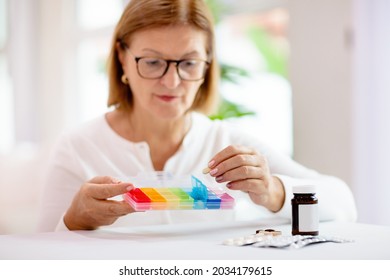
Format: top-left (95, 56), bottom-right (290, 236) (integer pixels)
top-left (77, 0), bottom-right (123, 30)
top-left (215, 5), bottom-right (292, 155)
top-left (70, 0), bottom-right (124, 123)
top-left (0, 0), bottom-right (14, 153)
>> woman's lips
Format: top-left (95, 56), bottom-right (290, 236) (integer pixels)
top-left (156, 95), bottom-right (179, 102)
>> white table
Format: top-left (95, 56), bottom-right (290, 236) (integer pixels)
top-left (1, 219), bottom-right (389, 259)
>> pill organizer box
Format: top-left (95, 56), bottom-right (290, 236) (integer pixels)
top-left (123, 172), bottom-right (235, 211)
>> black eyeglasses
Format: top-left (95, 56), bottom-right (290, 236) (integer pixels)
top-left (124, 46), bottom-right (209, 81)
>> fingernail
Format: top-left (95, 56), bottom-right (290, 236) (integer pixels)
top-left (209, 168), bottom-right (218, 176)
top-left (208, 160), bottom-right (215, 167)
top-left (226, 183), bottom-right (232, 188)
top-left (126, 185), bottom-right (134, 191)
top-left (216, 176), bottom-right (223, 182)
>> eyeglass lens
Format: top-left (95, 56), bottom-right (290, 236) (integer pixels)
top-left (137, 58), bottom-right (207, 80)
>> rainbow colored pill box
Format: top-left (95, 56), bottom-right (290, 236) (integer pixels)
top-left (123, 174), bottom-right (235, 211)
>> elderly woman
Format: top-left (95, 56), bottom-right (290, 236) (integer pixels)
top-left (38, 0), bottom-right (357, 232)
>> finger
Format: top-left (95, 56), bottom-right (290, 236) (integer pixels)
top-left (209, 145), bottom-right (255, 168)
top-left (103, 200), bottom-right (135, 216)
top-left (88, 182), bottom-right (134, 200)
top-left (227, 178), bottom-right (266, 194)
top-left (215, 165), bottom-right (262, 183)
top-left (212, 154), bottom-right (261, 178)
top-left (227, 179), bottom-right (270, 205)
top-left (88, 176), bottom-right (122, 184)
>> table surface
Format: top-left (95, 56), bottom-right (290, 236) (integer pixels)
top-left (1, 218), bottom-right (389, 259)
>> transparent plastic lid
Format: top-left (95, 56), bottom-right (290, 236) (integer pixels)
top-left (122, 172), bottom-right (235, 211)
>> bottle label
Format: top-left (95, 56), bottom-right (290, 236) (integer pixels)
top-left (298, 204), bottom-right (318, 231)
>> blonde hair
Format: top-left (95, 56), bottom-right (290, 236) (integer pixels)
top-left (107, 0), bottom-right (220, 115)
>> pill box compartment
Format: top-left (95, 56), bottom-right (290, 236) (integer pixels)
top-left (122, 172), bottom-right (235, 211)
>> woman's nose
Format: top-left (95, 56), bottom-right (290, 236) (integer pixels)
top-left (160, 63), bottom-right (181, 89)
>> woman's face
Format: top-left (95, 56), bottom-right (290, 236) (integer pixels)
top-left (120, 25), bottom-right (208, 120)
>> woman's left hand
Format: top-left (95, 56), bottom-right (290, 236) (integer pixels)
top-left (207, 145), bottom-right (285, 212)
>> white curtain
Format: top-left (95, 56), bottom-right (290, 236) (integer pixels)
top-left (353, 0), bottom-right (390, 225)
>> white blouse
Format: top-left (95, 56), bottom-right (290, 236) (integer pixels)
top-left (37, 112), bottom-right (357, 232)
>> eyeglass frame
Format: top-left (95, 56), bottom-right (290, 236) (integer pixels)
top-left (120, 42), bottom-right (210, 81)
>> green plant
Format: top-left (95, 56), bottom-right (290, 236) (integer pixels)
top-left (205, 0), bottom-right (255, 120)
top-left (247, 26), bottom-right (288, 78)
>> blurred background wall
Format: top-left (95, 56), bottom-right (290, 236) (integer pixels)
top-left (1, 0), bottom-right (389, 234)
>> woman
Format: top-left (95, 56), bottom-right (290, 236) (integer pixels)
top-left (37, 0), bottom-right (357, 231)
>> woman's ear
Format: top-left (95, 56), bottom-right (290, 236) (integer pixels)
top-left (116, 41), bottom-right (125, 65)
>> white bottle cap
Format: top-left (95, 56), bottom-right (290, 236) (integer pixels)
top-left (292, 185), bottom-right (316, 194)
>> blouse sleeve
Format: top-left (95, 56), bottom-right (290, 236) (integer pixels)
top-left (36, 134), bottom-right (85, 232)
top-left (228, 127), bottom-right (358, 222)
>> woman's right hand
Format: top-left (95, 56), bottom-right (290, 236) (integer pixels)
top-left (63, 176), bottom-right (135, 230)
